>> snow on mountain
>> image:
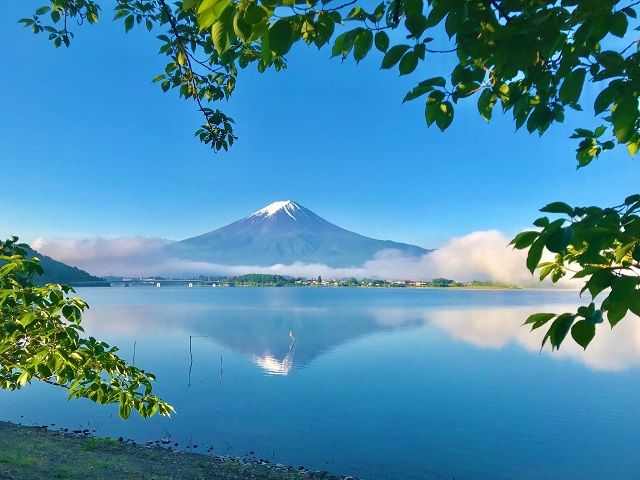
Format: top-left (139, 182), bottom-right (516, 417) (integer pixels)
top-left (166, 200), bottom-right (429, 268)
top-left (249, 200), bottom-right (301, 221)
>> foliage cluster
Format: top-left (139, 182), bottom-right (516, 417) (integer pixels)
top-left (0, 238), bottom-right (172, 419)
top-left (511, 195), bottom-right (640, 349)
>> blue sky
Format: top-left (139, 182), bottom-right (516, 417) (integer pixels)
top-left (1, 3), bottom-right (638, 249)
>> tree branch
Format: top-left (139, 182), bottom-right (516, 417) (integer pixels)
top-left (325, 0), bottom-right (357, 12)
top-left (426, 47), bottom-right (457, 53)
top-left (158, 0), bottom-right (212, 121)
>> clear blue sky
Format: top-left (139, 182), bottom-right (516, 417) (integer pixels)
top-left (1, 3), bottom-right (638, 248)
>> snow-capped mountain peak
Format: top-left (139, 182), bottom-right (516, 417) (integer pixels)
top-left (174, 200), bottom-right (430, 268)
top-left (249, 200), bottom-right (301, 221)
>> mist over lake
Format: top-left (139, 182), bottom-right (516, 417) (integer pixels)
top-left (2, 287), bottom-right (639, 479)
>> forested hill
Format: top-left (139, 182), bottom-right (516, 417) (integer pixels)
top-left (26, 248), bottom-right (109, 287)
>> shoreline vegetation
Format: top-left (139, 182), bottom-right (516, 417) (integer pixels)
top-left (0, 421), bottom-right (358, 480)
top-left (105, 273), bottom-right (521, 289)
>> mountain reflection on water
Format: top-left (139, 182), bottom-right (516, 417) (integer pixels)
top-left (80, 288), bottom-right (640, 373)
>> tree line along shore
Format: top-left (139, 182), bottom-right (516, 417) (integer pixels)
top-left (106, 273), bottom-right (520, 289)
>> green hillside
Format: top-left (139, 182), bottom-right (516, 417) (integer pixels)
top-left (26, 248), bottom-right (109, 287)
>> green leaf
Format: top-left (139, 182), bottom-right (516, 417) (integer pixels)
top-left (586, 310), bottom-right (604, 324)
top-left (119, 400), bottom-right (132, 419)
top-left (540, 202), bottom-right (574, 215)
top-left (607, 302), bottom-right (628, 327)
top-left (182, 0), bottom-right (199, 10)
top-left (403, 84), bottom-right (430, 103)
top-left (545, 226), bottom-right (575, 253)
top-left (381, 45), bottom-right (410, 69)
top-left (615, 242), bottom-right (636, 262)
top-left (269, 19), bottom-right (294, 55)
top-left (435, 101), bottom-right (453, 131)
top-left (199, 0), bottom-right (233, 29)
top-left (314, 13), bottom-right (335, 48)
top-left (477, 89), bottom-right (496, 121)
top-left (353, 30), bottom-right (373, 63)
top-left (586, 270), bottom-right (615, 299)
top-left (571, 320), bottom-right (596, 349)
top-left (625, 194), bottom-right (640, 205)
top-left (526, 236), bottom-right (545, 273)
top-left (233, 14), bottom-right (252, 42)
top-left (405, 15), bottom-right (428, 38)
top-left (374, 31), bottom-right (389, 52)
top-left (398, 51), bottom-right (418, 75)
top-left (211, 20), bottom-right (230, 54)
top-left (511, 231), bottom-right (539, 249)
top-left (610, 11), bottom-right (628, 37)
top-left (177, 50), bottom-right (186, 66)
top-left (425, 98), bottom-right (439, 126)
top-left (18, 312), bottom-right (37, 327)
top-left (124, 15), bottom-right (135, 33)
top-left (548, 314), bottom-right (576, 350)
top-left (594, 86), bottom-right (616, 115)
top-left (35, 6), bottom-right (51, 15)
top-left (404, 0), bottom-right (424, 18)
top-left (17, 371), bottom-right (31, 388)
top-left (524, 312), bottom-right (556, 330)
top-left (244, 4), bottom-right (268, 24)
top-left (559, 69), bottom-right (586, 105)
top-left (425, 5), bottom-right (447, 27)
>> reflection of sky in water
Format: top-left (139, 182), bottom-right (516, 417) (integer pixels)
top-left (1, 287), bottom-right (639, 480)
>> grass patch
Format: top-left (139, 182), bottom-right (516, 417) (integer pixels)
top-left (53, 467), bottom-right (72, 478)
top-left (90, 460), bottom-right (114, 469)
top-left (0, 451), bottom-right (37, 467)
top-left (82, 436), bottom-right (120, 452)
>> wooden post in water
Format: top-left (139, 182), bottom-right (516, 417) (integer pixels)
top-left (132, 340), bottom-right (137, 366)
top-left (188, 335), bottom-right (193, 387)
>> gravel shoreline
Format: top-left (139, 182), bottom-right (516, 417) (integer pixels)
top-left (0, 421), bottom-right (359, 480)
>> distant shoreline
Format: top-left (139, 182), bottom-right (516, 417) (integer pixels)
top-left (105, 274), bottom-right (523, 290)
top-left (0, 421), bottom-right (357, 480)
top-left (91, 283), bottom-right (583, 291)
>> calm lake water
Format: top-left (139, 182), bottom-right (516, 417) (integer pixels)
top-left (1, 287), bottom-right (639, 479)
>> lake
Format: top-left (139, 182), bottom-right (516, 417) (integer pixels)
top-left (1, 287), bottom-right (639, 479)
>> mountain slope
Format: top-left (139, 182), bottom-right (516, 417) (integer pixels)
top-left (26, 248), bottom-right (109, 286)
top-left (168, 200), bottom-right (429, 267)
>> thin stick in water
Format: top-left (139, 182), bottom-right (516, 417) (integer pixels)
top-left (188, 335), bottom-right (193, 388)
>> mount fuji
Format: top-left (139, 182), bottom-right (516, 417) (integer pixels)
top-left (167, 200), bottom-right (429, 268)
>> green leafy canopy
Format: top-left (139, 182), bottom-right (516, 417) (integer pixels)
top-left (20, 0), bottom-right (640, 155)
top-left (0, 237), bottom-right (173, 419)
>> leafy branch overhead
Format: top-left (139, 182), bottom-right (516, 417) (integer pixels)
top-left (511, 195), bottom-right (640, 350)
top-left (0, 237), bottom-right (173, 419)
top-left (21, 0), bottom-right (640, 160)
top-left (19, 1), bottom-right (640, 350)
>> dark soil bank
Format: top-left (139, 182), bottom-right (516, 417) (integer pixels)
top-left (0, 422), bottom-right (357, 480)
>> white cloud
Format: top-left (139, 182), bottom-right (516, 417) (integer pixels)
top-left (31, 236), bottom-right (170, 276)
top-left (369, 305), bottom-right (640, 371)
top-left (30, 230), bottom-right (573, 286)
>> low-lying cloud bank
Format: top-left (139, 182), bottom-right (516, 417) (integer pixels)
top-left (32, 230), bottom-right (570, 286)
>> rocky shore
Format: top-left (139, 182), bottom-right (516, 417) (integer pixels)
top-left (0, 422), bottom-right (358, 480)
